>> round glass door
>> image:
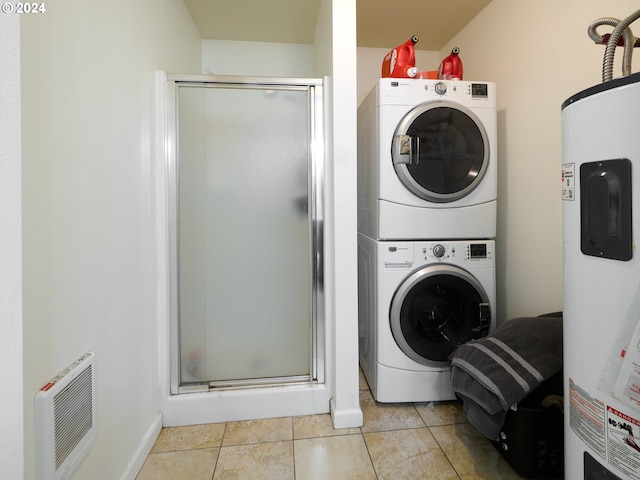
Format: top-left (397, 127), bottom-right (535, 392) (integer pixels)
top-left (391, 102), bottom-right (489, 203)
top-left (390, 264), bottom-right (491, 367)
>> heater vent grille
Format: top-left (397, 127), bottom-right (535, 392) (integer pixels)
top-left (53, 365), bottom-right (93, 469)
top-left (35, 352), bottom-right (96, 480)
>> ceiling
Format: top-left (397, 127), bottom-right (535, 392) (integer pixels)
top-left (182, 0), bottom-right (492, 51)
top-left (356, 0), bottom-right (492, 50)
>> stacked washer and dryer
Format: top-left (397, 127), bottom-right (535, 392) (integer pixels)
top-left (357, 78), bottom-right (498, 402)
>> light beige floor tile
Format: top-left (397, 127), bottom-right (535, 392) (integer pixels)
top-left (294, 434), bottom-right (376, 480)
top-left (360, 389), bottom-right (425, 433)
top-left (364, 428), bottom-right (459, 480)
top-left (415, 400), bottom-right (468, 427)
top-left (293, 413), bottom-right (361, 439)
top-left (151, 423), bottom-right (226, 453)
top-left (222, 416), bottom-right (292, 446)
top-left (213, 441), bottom-right (294, 480)
top-left (136, 448), bottom-right (218, 480)
top-left (430, 423), bottom-right (525, 479)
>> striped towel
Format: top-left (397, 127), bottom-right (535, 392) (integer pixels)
top-left (449, 315), bottom-right (563, 440)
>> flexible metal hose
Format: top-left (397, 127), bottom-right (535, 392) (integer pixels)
top-left (603, 9), bottom-right (640, 82)
top-left (587, 17), bottom-right (635, 78)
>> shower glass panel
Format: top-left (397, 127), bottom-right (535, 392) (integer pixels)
top-left (168, 76), bottom-right (324, 392)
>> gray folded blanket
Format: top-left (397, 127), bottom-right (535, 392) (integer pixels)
top-left (449, 315), bottom-right (563, 440)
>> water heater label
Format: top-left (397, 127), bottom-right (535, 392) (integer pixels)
top-left (562, 163), bottom-right (575, 200)
top-left (605, 406), bottom-right (640, 479)
top-left (569, 378), bottom-right (607, 458)
top-left (570, 377), bottom-right (640, 479)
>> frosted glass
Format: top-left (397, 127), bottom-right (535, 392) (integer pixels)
top-left (177, 84), bottom-right (312, 384)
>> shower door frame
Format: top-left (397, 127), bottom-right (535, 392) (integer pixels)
top-left (166, 74), bottom-right (325, 395)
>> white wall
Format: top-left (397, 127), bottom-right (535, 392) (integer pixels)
top-left (20, 1), bottom-right (202, 478)
top-left (439, 0), bottom-right (640, 323)
top-left (0, 12), bottom-right (23, 480)
top-left (202, 39), bottom-right (314, 76)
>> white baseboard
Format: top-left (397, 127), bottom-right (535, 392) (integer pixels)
top-left (330, 398), bottom-right (363, 429)
top-left (121, 413), bottom-right (163, 480)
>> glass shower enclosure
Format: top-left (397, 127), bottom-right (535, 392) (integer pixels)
top-left (166, 75), bottom-right (324, 394)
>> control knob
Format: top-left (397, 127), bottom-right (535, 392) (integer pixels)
top-left (433, 244), bottom-right (446, 258)
top-left (434, 82), bottom-right (447, 95)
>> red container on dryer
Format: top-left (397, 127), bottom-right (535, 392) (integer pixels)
top-left (438, 47), bottom-right (463, 80)
top-left (382, 36), bottom-right (419, 78)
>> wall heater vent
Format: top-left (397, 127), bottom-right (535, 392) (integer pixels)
top-left (35, 352), bottom-right (96, 480)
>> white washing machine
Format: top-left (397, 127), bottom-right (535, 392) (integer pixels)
top-left (358, 233), bottom-right (496, 402)
top-left (358, 78), bottom-right (497, 240)
top-left (562, 72), bottom-right (640, 480)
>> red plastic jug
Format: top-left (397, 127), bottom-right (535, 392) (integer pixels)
top-left (438, 47), bottom-right (463, 80)
top-left (382, 36), bottom-right (419, 78)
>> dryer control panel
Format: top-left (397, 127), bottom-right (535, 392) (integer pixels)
top-left (377, 78), bottom-right (496, 107)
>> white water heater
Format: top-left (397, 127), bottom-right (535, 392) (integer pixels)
top-left (562, 72), bottom-right (640, 479)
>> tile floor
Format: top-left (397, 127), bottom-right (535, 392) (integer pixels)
top-left (137, 371), bottom-right (527, 479)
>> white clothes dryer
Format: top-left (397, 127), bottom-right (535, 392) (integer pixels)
top-left (358, 78), bottom-right (497, 240)
top-left (358, 234), bottom-right (496, 403)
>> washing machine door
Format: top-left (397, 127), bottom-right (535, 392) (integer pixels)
top-left (391, 102), bottom-right (489, 203)
top-left (389, 264), bottom-right (491, 367)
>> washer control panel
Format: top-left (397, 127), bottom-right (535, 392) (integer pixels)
top-left (381, 243), bottom-right (414, 268)
top-left (421, 243), bottom-right (458, 260)
top-left (419, 242), bottom-right (493, 262)
top-left (380, 240), bottom-right (494, 268)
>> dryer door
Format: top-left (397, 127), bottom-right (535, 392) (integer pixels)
top-left (389, 264), bottom-right (491, 367)
top-left (391, 102), bottom-right (489, 203)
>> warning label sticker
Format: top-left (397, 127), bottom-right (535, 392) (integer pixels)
top-left (570, 378), bottom-right (607, 458)
top-left (570, 378), bottom-right (640, 479)
top-left (606, 406), bottom-right (640, 479)
top-left (562, 163), bottom-right (575, 200)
